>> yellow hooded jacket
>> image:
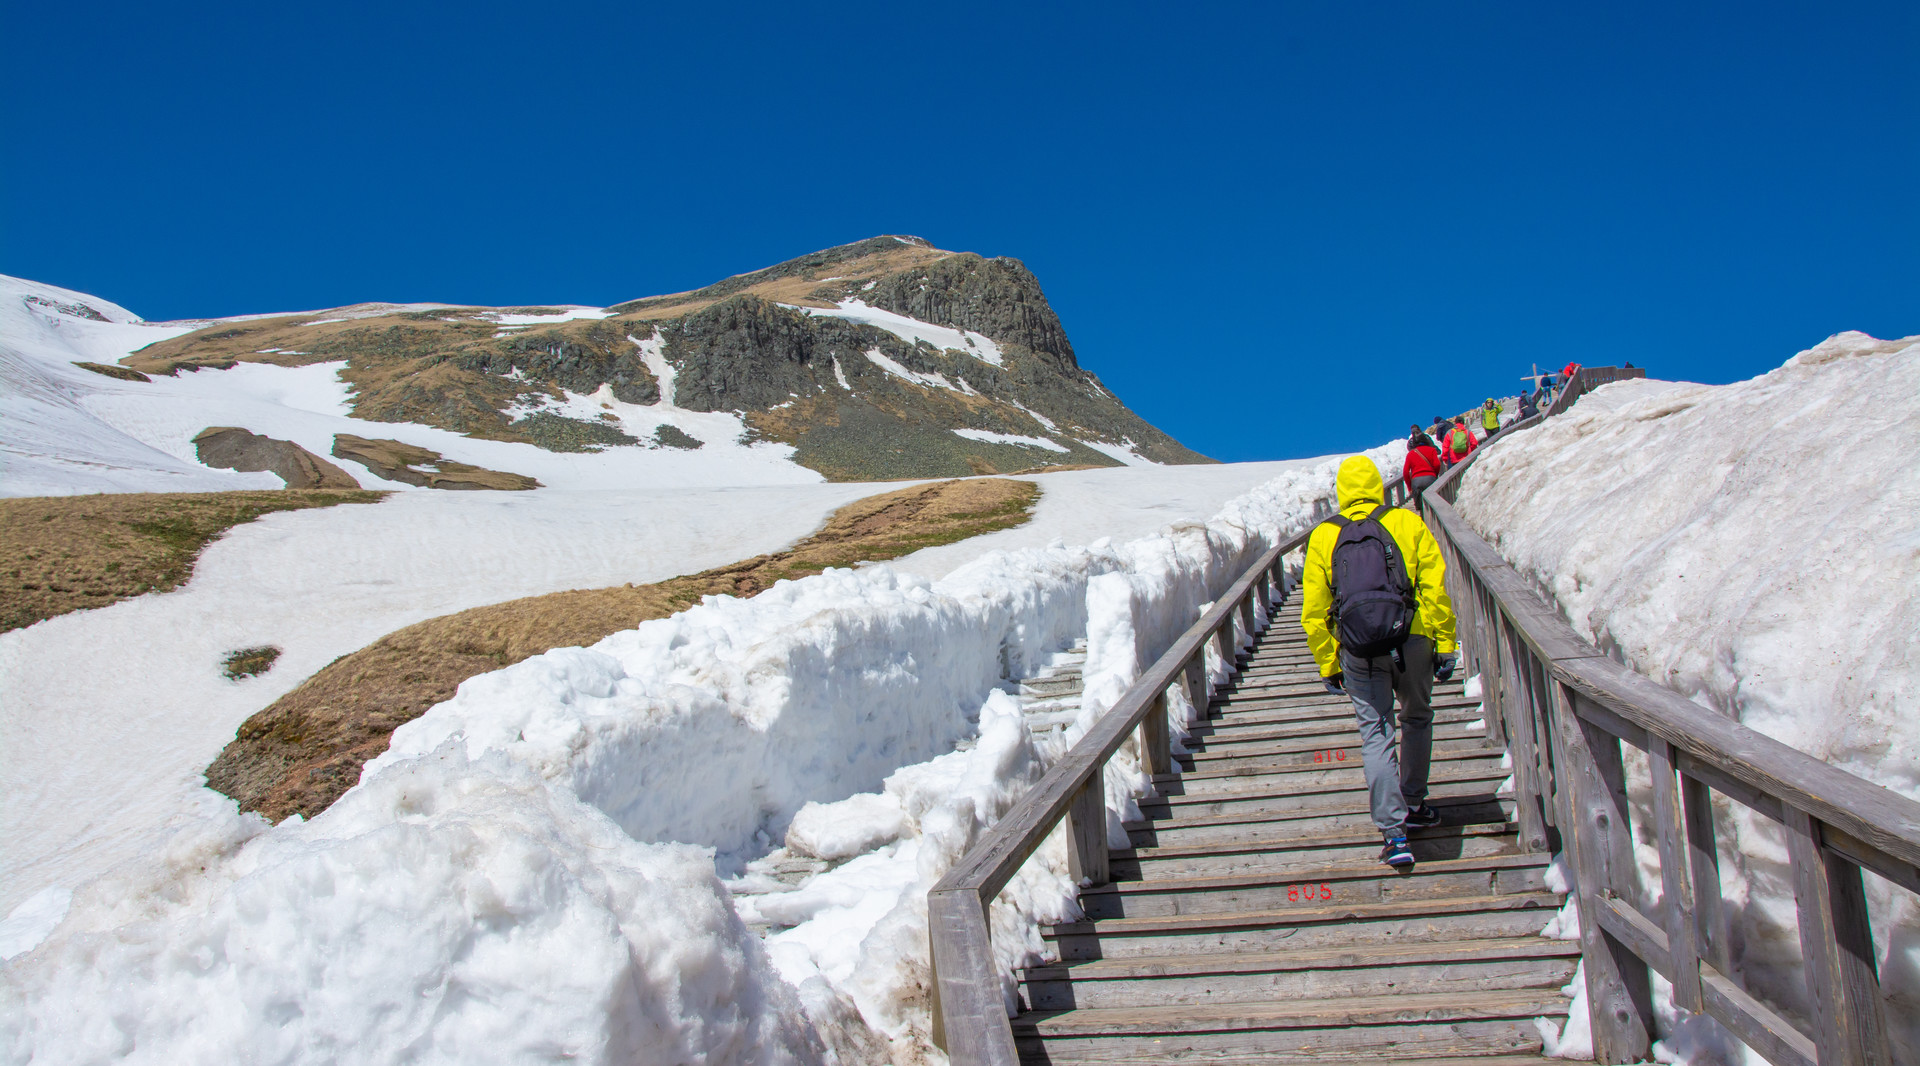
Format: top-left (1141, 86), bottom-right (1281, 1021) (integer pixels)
top-left (1300, 456), bottom-right (1457, 678)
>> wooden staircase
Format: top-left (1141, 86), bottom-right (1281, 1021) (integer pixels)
top-left (1010, 604), bottom-right (1575, 1064)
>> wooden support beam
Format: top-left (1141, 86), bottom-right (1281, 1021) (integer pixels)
top-left (1700, 963), bottom-right (1817, 1066)
top-left (927, 891), bottom-right (1019, 1064)
top-left (1785, 808), bottom-right (1891, 1066)
top-left (1066, 776), bottom-right (1109, 887)
top-left (1648, 739), bottom-right (1703, 1013)
top-left (1681, 774), bottom-right (1733, 976)
top-left (1552, 680), bottom-right (1654, 1063)
top-left (1141, 692), bottom-right (1172, 777)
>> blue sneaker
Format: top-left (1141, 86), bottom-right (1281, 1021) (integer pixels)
top-left (1381, 837), bottom-right (1415, 868)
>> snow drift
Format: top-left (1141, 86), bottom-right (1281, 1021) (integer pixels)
top-left (1, 438), bottom-right (1402, 1063)
top-left (1453, 332), bottom-right (1920, 1063)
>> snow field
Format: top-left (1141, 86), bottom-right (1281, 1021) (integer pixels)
top-left (0, 484), bottom-right (894, 918)
top-left (1, 443), bottom-right (1402, 1064)
top-left (1454, 332), bottom-right (1920, 1064)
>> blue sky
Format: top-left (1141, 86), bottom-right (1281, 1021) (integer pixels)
top-left (4, 1), bottom-right (1914, 460)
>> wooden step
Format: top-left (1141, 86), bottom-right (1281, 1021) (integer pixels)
top-left (1197, 696), bottom-right (1480, 727)
top-left (1114, 822), bottom-right (1523, 880)
top-left (1079, 853), bottom-right (1551, 919)
top-left (1126, 794), bottom-right (1513, 851)
top-left (1022, 1051), bottom-right (1558, 1066)
top-left (1020, 937), bottom-right (1580, 1009)
top-left (1011, 987), bottom-right (1570, 1036)
top-left (1148, 762), bottom-right (1507, 808)
top-left (1178, 739), bottom-right (1494, 772)
top-left (1141, 766), bottom-right (1508, 812)
top-left (1043, 892), bottom-right (1564, 960)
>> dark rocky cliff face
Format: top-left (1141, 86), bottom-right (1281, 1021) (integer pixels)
top-left (127, 236), bottom-right (1213, 480)
top-left (860, 254), bottom-right (1078, 371)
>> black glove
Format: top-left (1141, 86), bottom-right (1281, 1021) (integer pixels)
top-left (1433, 653), bottom-right (1458, 683)
top-left (1323, 673), bottom-right (1344, 694)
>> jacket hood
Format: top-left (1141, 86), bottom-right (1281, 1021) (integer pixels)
top-left (1336, 455), bottom-right (1385, 509)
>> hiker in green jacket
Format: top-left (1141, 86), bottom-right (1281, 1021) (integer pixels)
top-left (1481, 398), bottom-right (1503, 434)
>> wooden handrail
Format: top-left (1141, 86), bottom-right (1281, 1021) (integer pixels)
top-left (1425, 366), bottom-right (1915, 1066)
top-left (928, 473), bottom-right (1415, 1064)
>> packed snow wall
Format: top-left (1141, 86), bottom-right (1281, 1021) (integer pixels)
top-left (1452, 332), bottom-right (1920, 1064)
top-left (1, 444), bottom-right (1403, 1064)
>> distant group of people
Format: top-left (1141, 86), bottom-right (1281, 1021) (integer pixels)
top-left (1399, 395), bottom-right (1508, 493)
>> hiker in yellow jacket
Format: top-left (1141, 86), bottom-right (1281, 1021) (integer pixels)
top-left (1481, 397), bottom-right (1503, 433)
top-left (1300, 456), bottom-right (1458, 867)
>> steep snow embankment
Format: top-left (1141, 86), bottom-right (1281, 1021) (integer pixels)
top-left (0, 447), bottom-right (1400, 1064)
top-left (1454, 331), bottom-right (1920, 1063)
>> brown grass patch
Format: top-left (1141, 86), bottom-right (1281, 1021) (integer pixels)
top-left (204, 478), bottom-right (1041, 821)
top-left (0, 490), bottom-right (388, 634)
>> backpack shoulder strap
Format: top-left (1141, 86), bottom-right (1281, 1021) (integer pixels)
top-left (1367, 505), bottom-right (1393, 523)
top-left (1327, 514), bottom-right (1353, 529)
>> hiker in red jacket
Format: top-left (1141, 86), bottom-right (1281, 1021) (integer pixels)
top-left (1403, 429), bottom-right (1443, 497)
top-left (1440, 419), bottom-right (1477, 464)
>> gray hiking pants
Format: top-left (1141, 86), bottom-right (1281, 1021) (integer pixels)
top-left (1339, 635), bottom-right (1435, 837)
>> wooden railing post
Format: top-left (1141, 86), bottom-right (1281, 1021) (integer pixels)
top-left (1549, 681), bottom-right (1654, 1063)
top-left (1680, 773), bottom-right (1732, 978)
top-left (1785, 809), bottom-right (1892, 1066)
top-left (1142, 692), bottom-right (1172, 777)
top-left (1182, 651), bottom-right (1206, 716)
top-left (1065, 777), bottom-right (1109, 886)
top-left (1648, 739), bottom-right (1703, 1012)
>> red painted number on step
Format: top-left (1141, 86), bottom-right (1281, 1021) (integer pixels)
top-left (1286, 883), bottom-right (1333, 903)
top-left (1311, 750), bottom-right (1349, 763)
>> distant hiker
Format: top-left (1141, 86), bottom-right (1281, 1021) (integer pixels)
top-left (1441, 419), bottom-right (1477, 464)
top-left (1561, 361), bottom-right (1582, 383)
top-left (1301, 456), bottom-right (1459, 868)
top-left (1481, 398), bottom-right (1503, 434)
top-left (1403, 433), bottom-right (1443, 497)
top-left (1428, 414), bottom-right (1451, 441)
top-left (1518, 391), bottom-right (1538, 419)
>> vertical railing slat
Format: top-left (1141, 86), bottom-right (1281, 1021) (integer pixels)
top-left (1549, 680), bottom-right (1654, 1063)
top-left (1649, 738), bottom-right (1704, 1012)
top-left (1785, 808), bottom-right (1892, 1066)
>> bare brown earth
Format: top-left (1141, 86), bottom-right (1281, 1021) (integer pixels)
top-left (0, 490), bottom-right (387, 634)
top-left (71, 360), bottom-right (151, 382)
top-left (204, 477), bottom-right (1041, 822)
top-left (330, 434), bottom-right (542, 490)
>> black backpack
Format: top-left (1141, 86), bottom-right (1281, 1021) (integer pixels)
top-left (1325, 505), bottom-right (1417, 658)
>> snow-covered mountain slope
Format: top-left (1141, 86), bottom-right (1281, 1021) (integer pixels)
top-left (1453, 331), bottom-right (1920, 1059)
top-left (0, 449), bottom-right (1390, 1065)
top-left (0, 274), bottom-right (822, 496)
top-left (4, 237), bottom-right (1208, 495)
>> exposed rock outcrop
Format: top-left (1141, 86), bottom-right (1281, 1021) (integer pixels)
top-left (192, 427), bottom-right (362, 489)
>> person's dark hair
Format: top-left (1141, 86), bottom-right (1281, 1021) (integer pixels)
top-left (1410, 430), bottom-right (1435, 449)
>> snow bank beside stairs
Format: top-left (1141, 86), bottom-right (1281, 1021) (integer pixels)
top-left (1454, 331), bottom-right (1920, 1063)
